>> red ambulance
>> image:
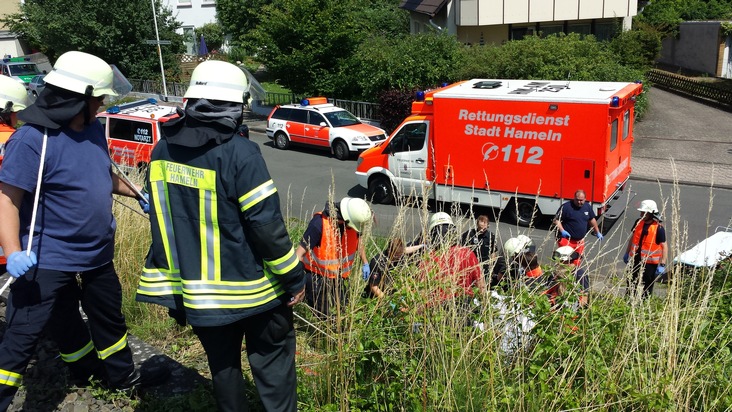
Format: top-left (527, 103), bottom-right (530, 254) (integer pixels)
top-left (98, 98), bottom-right (179, 171)
top-left (356, 79), bottom-right (643, 227)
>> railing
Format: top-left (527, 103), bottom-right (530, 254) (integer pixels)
top-left (129, 80), bottom-right (382, 122)
top-left (647, 69), bottom-right (732, 107)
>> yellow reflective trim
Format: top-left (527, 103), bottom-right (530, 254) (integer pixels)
top-left (98, 332), bottom-right (128, 360)
top-left (183, 287), bottom-right (284, 309)
top-left (150, 160), bottom-right (216, 190)
top-left (238, 180), bottom-right (277, 211)
top-left (0, 369), bottom-right (22, 387)
top-left (265, 247), bottom-right (299, 275)
top-left (60, 340), bottom-right (95, 363)
top-left (137, 280), bottom-right (183, 296)
top-left (142, 266), bottom-right (180, 277)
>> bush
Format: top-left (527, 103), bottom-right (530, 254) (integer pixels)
top-left (377, 88), bottom-right (417, 135)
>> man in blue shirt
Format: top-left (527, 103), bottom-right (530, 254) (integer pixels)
top-left (0, 51), bottom-right (167, 410)
top-left (553, 189), bottom-right (603, 262)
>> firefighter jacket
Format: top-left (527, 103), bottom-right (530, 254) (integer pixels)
top-left (137, 113), bottom-right (305, 327)
top-left (629, 219), bottom-right (663, 264)
top-left (302, 212), bottom-right (359, 279)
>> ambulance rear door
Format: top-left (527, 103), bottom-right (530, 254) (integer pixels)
top-left (384, 121), bottom-right (430, 198)
top-left (561, 158), bottom-right (595, 200)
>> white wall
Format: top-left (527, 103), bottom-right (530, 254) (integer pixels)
top-left (162, 0), bottom-right (217, 33)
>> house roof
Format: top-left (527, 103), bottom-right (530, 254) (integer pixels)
top-left (399, 0), bottom-right (449, 17)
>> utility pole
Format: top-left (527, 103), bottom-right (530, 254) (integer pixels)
top-left (149, 0), bottom-right (169, 99)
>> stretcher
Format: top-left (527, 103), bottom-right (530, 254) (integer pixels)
top-left (674, 226), bottom-right (732, 268)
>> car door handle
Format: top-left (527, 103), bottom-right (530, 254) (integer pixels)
top-left (415, 158), bottom-right (425, 164)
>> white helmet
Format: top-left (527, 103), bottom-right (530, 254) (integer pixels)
top-left (184, 60), bottom-right (248, 103)
top-left (553, 245), bottom-right (576, 263)
top-left (340, 197), bottom-right (372, 232)
top-left (44, 51), bottom-right (117, 97)
top-left (0, 75), bottom-right (31, 112)
top-left (504, 235), bottom-right (534, 257)
top-left (637, 199), bottom-right (658, 214)
top-left (428, 212), bottom-right (454, 231)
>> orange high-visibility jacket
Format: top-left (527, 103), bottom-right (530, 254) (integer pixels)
top-left (303, 212), bottom-right (359, 279)
top-left (630, 220), bottom-right (663, 264)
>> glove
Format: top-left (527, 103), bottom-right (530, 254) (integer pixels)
top-left (596, 232), bottom-right (604, 241)
top-left (7, 251), bottom-right (37, 278)
top-left (138, 192), bottom-right (150, 214)
top-left (362, 263), bottom-right (371, 281)
top-left (560, 230), bottom-right (571, 239)
top-left (622, 253), bottom-right (630, 264)
top-left (656, 264), bottom-right (666, 275)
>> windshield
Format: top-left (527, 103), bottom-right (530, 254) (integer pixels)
top-left (9, 64), bottom-right (40, 76)
top-left (324, 110), bottom-right (361, 127)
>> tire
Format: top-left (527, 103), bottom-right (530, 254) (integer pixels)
top-left (368, 176), bottom-right (395, 205)
top-left (332, 140), bottom-right (350, 161)
top-left (509, 199), bottom-right (539, 227)
top-left (274, 132), bottom-right (290, 150)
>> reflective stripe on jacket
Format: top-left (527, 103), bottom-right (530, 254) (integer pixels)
top-left (302, 212), bottom-right (358, 279)
top-left (630, 220), bottom-right (663, 264)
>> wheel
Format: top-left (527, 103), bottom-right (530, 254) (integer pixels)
top-left (368, 175), bottom-right (395, 205)
top-left (332, 140), bottom-right (350, 161)
top-left (274, 132), bottom-right (289, 150)
top-left (509, 199), bottom-right (538, 227)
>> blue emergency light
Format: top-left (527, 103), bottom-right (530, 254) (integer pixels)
top-left (107, 106), bottom-right (121, 114)
top-left (147, 98), bottom-right (157, 104)
top-left (300, 99), bottom-right (310, 107)
top-left (611, 96), bottom-right (620, 107)
top-left (415, 91), bottom-right (425, 102)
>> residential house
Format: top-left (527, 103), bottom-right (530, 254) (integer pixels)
top-left (0, 0), bottom-right (30, 58)
top-left (400, 0), bottom-right (638, 45)
top-left (657, 21), bottom-right (732, 79)
top-left (162, 0), bottom-right (218, 54)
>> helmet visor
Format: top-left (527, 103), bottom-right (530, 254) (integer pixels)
top-left (109, 64), bottom-right (132, 99)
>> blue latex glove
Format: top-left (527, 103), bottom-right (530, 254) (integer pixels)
top-left (622, 253), bottom-right (630, 264)
top-left (560, 230), bottom-right (571, 239)
top-left (362, 263), bottom-right (371, 281)
top-left (138, 192), bottom-right (150, 214)
top-left (7, 251), bottom-right (37, 278)
top-left (596, 232), bottom-right (604, 241)
top-left (656, 264), bottom-right (666, 275)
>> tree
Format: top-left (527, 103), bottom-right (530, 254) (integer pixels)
top-left (1, 0), bottom-right (184, 79)
top-left (635, 0), bottom-right (732, 36)
top-left (216, 0), bottom-right (271, 51)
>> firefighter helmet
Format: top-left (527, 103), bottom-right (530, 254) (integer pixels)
top-left (43, 51), bottom-right (117, 97)
top-left (340, 197), bottom-right (372, 233)
top-left (504, 235), bottom-right (534, 258)
top-left (428, 212), bottom-right (454, 231)
top-left (637, 199), bottom-right (658, 214)
top-left (184, 60), bottom-right (249, 104)
top-left (0, 75), bottom-right (31, 113)
top-left (553, 245), bottom-right (576, 263)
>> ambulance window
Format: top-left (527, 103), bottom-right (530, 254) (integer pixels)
top-left (389, 123), bottom-right (427, 153)
top-left (308, 112), bottom-right (325, 126)
top-left (271, 108), bottom-right (292, 120)
top-left (622, 110), bottom-right (631, 140)
top-left (109, 119), bottom-right (154, 144)
top-left (289, 109), bottom-right (308, 123)
top-left (610, 119), bottom-right (618, 151)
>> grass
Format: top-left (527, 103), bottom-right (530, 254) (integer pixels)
top-left (111, 179), bottom-right (732, 411)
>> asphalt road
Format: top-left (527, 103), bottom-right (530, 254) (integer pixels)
top-left (248, 130), bottom-right (732, 269)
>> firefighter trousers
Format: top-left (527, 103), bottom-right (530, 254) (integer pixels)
top-left (0, 262), bottom-right (135, 411)
top-left (192, 302), bottom-right (297, 412)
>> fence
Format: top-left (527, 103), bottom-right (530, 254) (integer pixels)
top-left (129, 80), bottom-right (382, 122)
top-left (647, 69), bottom-right (732, 107)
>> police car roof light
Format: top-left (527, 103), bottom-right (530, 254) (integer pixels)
top-left (147, 98), bottom-right (157, 104)
top-left (611, 96), bottom-right (620, 107)
top-left (301, 99), bottom-right (309, 107)
top-left (415, 90), bottom-right (425, 102)
top-left (107, 106), bottom-right (121, 114)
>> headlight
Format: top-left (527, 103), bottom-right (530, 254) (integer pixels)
top-left (352, 135), bottom-right (368, 143)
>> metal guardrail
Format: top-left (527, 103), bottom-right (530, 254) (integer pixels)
top-left (129, 80), bottom-right (382, 122)
top-left (647, 69), bottom-right (732, 107)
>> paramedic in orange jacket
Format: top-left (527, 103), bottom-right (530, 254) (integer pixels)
top-left (0, 76), bottom-right (31, 273)
top-left (296, 197), bottom-right (372, 316)
top-left (622, 199), bottom-right (668, 299)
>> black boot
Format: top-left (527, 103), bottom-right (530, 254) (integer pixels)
top-left (109, 365), bottom-right (171, 391)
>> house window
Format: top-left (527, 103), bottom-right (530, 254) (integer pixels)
top-left (568, 23), bottom-right (591, 36)
top-left (511, 26), bottom-right (536, 41)
top-left (201, 0), bottom-right (215, 6)
top-left (595, 22), bottom-right (618, 41)
top-left (539, 24), bottom-right (563, 37)
top-left (177, 0), bottom-right (192, 7)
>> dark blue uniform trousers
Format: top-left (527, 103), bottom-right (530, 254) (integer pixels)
top-left (192, 302), bottom-right (297, 412)
top-left (0, 262), bottom-right (134, 411)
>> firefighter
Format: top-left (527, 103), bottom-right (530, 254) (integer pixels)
top-left (0, 75), bottom-right (30, 272)
top-left (548, 245), bottom-right (588, 308)
top-left (503, 235), bottom-right (542, 289)
top-left (553, 189), bottom-right (604, 264)
top-left (0, 51), bottom-right (168, 410)
top-left (136, 60), bottom-right (305, 412)
top-left (622, 199), bottom-right (668, 299)
top-left (296, 197), bottom-right (372, 317)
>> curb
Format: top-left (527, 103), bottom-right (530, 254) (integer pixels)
top-left (629, 174), bottom-right (732, 191)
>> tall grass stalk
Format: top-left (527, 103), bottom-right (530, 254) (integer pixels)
top-left (111, 177), bottom-right (732, 411)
